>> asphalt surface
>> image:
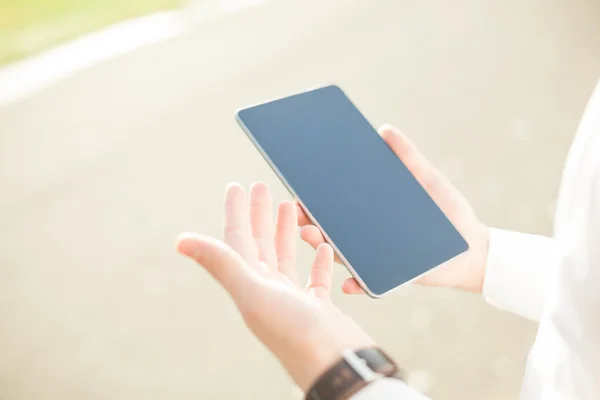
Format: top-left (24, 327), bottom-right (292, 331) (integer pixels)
top-left (1, 0), bottom-right (599, 398)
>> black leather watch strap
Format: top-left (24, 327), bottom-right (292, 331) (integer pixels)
top-left (305, 348), bottom-right (402, 400)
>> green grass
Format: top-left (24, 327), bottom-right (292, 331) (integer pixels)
top-left (0, 0), bottom-right (185, 66)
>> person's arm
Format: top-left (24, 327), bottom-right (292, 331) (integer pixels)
top-left (176, 182), bottom-right (431, 399)
top-left (521, 172), bottom-right (600, 398)
top-left (519, 81), bottom-right (600, 398)
top-left (482, 229), bottom-right (557, 321)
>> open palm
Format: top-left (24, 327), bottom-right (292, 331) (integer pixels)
top-left (176, 182), bottom-right (374, 390)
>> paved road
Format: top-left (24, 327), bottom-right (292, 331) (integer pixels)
top-left (1, 0), bottom-right (599, 398)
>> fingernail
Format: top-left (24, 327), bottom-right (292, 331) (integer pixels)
top-left (176, 233), bottom-right (200, 258)
top-left (298, 225), bottom-right (306, 237)
top-left (379, 124), bottom-right (401, 137)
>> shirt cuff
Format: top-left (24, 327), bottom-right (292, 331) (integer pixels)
top-left (482, 228), bottom-right (557, 321)
top-left (350, 378), bottom-right (430, 399)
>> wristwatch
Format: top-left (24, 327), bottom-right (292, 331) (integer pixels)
top-left (305, 347), bottom-right (403, 400)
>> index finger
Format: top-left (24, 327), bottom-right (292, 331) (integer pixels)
top-left (296, 203), bottom-right (312, 227)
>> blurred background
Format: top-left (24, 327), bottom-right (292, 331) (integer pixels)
top-left (1, 0), bottom-right (599, 399)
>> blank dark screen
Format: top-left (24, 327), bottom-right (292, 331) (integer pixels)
top-left (237, 85), bottom-right (468, 296)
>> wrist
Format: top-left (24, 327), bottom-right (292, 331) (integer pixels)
top-left (279, 319), bottom-right (376, 391)
top-left (477, 224), bottom-right (491, 291)
top-left (284, 337), bottom-right (376, 391)
top-left (304, 347), bottom-right (401, 400)
top-left (466, 223), bottom-right (490, 293)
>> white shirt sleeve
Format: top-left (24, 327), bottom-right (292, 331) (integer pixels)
top-left (350, 378), bottom-right (430, 399)
top-left (520, 122), bottom-right (600, 398)
top-left (482, 228), bottom-right (558, 321)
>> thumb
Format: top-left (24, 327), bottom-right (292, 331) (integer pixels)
top-left (379, 124), bottom-right (453, 198)
top-left (176, 232), bottom-right (256, 298)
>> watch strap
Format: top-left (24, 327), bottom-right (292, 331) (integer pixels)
top-left (305, 347), bottom-right (402, 400)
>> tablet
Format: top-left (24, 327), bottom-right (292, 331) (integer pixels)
top-left (236, 85), bottom-right (468, 297)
